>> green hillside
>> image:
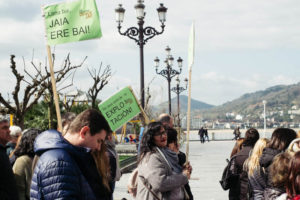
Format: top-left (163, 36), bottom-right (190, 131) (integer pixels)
top-left (199, 82), bottom-right (300, 121)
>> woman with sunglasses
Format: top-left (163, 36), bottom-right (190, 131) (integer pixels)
top-left (136, 122), bottom-right (190, 200)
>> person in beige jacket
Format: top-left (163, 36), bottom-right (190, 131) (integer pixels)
top-left (136, 122), bottom-right (191, 200)
top-left (12, 128), bottom-right (41, 200)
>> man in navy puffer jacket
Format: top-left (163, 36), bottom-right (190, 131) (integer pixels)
top-left (30, 109), bottom-right (111, 200)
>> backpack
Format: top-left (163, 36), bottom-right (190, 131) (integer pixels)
top-left (219, 155), bottom-right (239, 190)
top-left (127, 168), bottom-right (138, 197)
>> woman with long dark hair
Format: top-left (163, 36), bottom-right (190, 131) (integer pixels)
top-left (136, 122), bottom-right (190, 200)
top-left (12, 128), bottom-right (41, 200)
top-left (251, 128), bottom-right (297, 199)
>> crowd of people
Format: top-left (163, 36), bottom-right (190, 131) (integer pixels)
top-left (0, 110), bottom-right (193, 200)
top-left (5, 107), bottom-right (300, 200)
top-left (228, 127), bottom-right (300, 200)
top-left (0, 110), bottom-right (122, 200)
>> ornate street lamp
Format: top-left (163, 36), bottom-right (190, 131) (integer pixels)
top-left (155, 46), bottom-right (183, 114)
top-left (115, 1), bottom-right (167, 109)
top-left (171, 76), bottom-right (188, 127)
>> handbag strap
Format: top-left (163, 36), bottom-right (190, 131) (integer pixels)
top-left (140, 177), bottom-right (161, 200)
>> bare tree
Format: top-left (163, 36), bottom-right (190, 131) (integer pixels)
top-left (42, 53), bottom-right (86, 128)
top-left (87, 62), bottom-right (112, 108)
top-left (0, 53), bottom-right (86, 129)
top-left (0, 55), bottom-right (50, 128)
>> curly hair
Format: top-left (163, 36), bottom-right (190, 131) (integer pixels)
top-left (13, 128), bottom-right (42, 158)
top-left (138, 121), bottom-right (163, 163)
top-left (269, 152), bottom-right (291, 188)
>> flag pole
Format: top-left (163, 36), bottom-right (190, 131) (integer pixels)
top-left (185, 22), bottom-right (195, 162)
top-left (46, 45), bottom-right (62, 131)
top-left (186, 68), bottom-right (192, 162)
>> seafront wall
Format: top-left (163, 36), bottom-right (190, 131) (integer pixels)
top-left (187, 128), bottom-right (300, 140)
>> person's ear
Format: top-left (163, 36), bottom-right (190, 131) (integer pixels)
top-left (79, 126), bottom-right (90, 139)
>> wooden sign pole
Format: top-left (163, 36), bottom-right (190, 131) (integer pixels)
top-left (46, 45), bottom-right (62, 131)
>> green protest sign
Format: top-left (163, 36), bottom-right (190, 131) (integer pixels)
top-left (98, 87), bottom-right (141, 131)
top-left (43, 0), bottom-right (102, 45)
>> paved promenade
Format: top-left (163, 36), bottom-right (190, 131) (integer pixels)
top-left (114, 139), bottom-right (236, 200)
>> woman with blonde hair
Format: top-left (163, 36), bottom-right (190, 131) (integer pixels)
top-left (244, 138), bottom-right (269, 177)
top-left (243, 138), bottom-right (268, 200)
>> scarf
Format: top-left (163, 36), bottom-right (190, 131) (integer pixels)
top-left (159, 147), bottom-right (182, 173)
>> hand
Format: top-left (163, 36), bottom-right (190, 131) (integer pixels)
top-left (183, 169), bottom-right (191, 179)
top-left (183, 162), bottom-right (192, 174)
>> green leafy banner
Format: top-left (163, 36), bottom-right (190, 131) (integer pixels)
top-left (43, 0), bottom-right (102, 45)
top-left (98, 87), bottom-right (141, 131)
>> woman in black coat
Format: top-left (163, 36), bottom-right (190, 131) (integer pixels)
top-left (229, 128), bottom-right (260, 200)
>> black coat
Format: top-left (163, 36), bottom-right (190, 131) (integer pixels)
top-left (229, 145), bottom-right (253, 200)
top-left (178, 151), bottom-right (194, 200)
top-left (0, 145), bottom-right (19, 200)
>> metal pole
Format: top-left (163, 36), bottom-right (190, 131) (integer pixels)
top-left (177, 85), bottom-right (180, 127)
top-left (167, 72), bottom-right (171, 115)
top-left (138, 20), bottom-right (145, 109)
top-left (264, 102), bottom-right (266, 137)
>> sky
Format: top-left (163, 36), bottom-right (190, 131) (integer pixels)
top-left (0, 0), bottom-right (300, 106)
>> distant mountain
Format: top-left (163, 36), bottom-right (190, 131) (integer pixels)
top-left (199, 82), bottom-right (300, 121)
top-left (154, 95), bottom-right (214, 113)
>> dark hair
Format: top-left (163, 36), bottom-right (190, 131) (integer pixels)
top-left (62, 112), bottom-right (76, 129)
top-left (166, 128), bottom-right (178, 146)
top-left (138, 121), bottom-right (163, 163)
top-left (68, 109), bottom-right (111, 136)
top-left (268, 128), bottom-right (297, 151)
top-left (14, 128), bottom-right (42, 158)
top-left (286, 151), bottom-right (300, 198)
top-left (242, 128), bottom-right (260, 147)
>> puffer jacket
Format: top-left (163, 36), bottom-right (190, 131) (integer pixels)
top-left (30, 130), bottom-right (110, 200)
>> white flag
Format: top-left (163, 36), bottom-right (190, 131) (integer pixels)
top-left (188, 22), bottom-right (195, 70)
